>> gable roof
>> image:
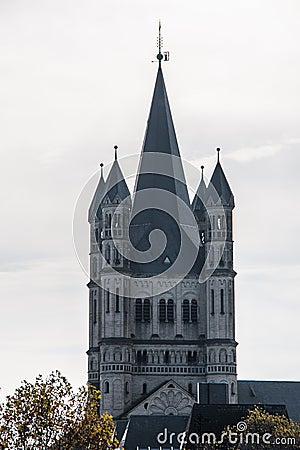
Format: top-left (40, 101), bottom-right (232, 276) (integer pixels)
top-left (121, 379), bottom-right (195, 418)
top-left (116, 415), bottom-right (189, 450)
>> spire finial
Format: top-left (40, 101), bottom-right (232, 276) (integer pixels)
top-left (201, 165), bottom-right (204, 179)
top-left (114, 145), bottom-right (118, 161)
top-left (216, 147), bottom-right (221, 163)
top-left (100, 162), bottom-right (104, 177)
top-left (152, 21), bottom-right (169, 66)
top-left (157, 20), bottom-right (163, 68)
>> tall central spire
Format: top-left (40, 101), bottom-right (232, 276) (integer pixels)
top-left (134, 66), bottom-right (189, 204)
top-left (129, 51), bottom-right (195, 275)
top-left (141, 67), bottom-right (181, 157)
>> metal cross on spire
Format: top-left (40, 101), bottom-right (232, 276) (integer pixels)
top-left (153, 20), bottom-right (169, 67)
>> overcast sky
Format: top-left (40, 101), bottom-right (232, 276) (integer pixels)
top-left (0, 0), bottom-right (300, 400)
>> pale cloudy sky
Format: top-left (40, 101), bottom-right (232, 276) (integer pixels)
top-left (0, 0), bottom-right (300, 400)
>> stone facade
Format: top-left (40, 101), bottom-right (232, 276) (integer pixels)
top-left (87, 66), bottom-right (238, 418)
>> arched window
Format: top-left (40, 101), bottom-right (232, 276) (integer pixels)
top-left (220, 289), bottom-right (225, 314)
top-left (142, 350), bottom-right (148, 364)
top-left (142, 383), bottom-right (147, 394)
top-left (211, 289), bottom-right (215, 314)
top-left (159, 299), bottom-right (166, 322)
top-left (231, 382), bottom-right (236, 396)
top-left (232, 349), bottom-right (236, 363)
top-left (164, 350), bottom-right (170, 364)
top-left (188, 383), bottom-right (193, 395)
top-left (106, 291), bottom-right (110, 313)
top-left (114, 213), bottom-right (121, 228)
top-left (135, 298), bottom-right (151, 322)
top-left (187, 351), bottom-right (197, 364)
top-left (183, 299), bottom-right (189, 323)
top-left (143, 299), bottom-right (151, 322)
top-left (136, 350), bottom-right (142, 363)
top-left (105, 245), bottom-right (110, 263)
top-left (93, 298), bottom-right (97, 324)
top-left (219, 349), bottom-right (227, 363)
top-left (217, 215), bottom-right (224, 230)
top-left (167, 299), bottom-right (174, 322)
top-left (104, 381), bottom-right (109, 394)
top-left (209, 350), bottom-right (215, 363)
top-left (105, 213), bottom-right (112, 236)
top-left (114, 248), bottom-right (120, 265)
top-left (125, 382), bottom-right (129, 395)
top-left (115, 288), bottom-right (120, 313)
top-left (92, 258), bottom-right (97, 277)
top-left (105, 213), bottom-right (109, 227)
top-left (135, 299), bottom-right (142, 322)
top-left (191, 299), bottom-right (197, 322)
top-left (212, 216), bottom-right (216, 230)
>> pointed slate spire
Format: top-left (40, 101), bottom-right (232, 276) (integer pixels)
top-left (88, 163), bottom-right (106, 223)
top-left (130, 68), bottom-right (198, 275)
top-left (192, 165), bottom-right (207, 213)
top-left (142, 67), bottom-right (180, 156)
top-left (104, 146), bottom-right (130, 204)
top-left (133, 66), bottom-right (189, 207)
top-left (208, 148), bottom-right (234, 207)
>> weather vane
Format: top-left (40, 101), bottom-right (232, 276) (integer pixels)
top-left (152, 20), bottom-right (169, 66)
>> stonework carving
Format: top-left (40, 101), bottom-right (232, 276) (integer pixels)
top-left (149, 388), bottom-right (193, 415)
top-left (127, 381), bottom-right (195, 417)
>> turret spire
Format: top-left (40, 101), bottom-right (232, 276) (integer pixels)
top-left (207, 148), bottom-right (235, 207)
top-left (88, 162), bottom-right (106, 223)
top-left (104, 146), bottom-right (130, 204)
top-left (192, 165), bottom-right (207, 213)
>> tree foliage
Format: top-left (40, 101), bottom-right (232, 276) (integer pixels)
top-left (200, 406), bottom-right (300, 450)
top-left (0, 370), bottom-right (118, 450)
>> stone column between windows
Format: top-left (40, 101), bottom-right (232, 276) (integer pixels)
top-left (97, 288), bottom-right (101, 343)
top-left (117, 282), bottom-right (123, 338)
top-left (152, 296), bottom-right (158, 336)
top-left (176, 283), bottom-right (183, 336)
top-left (103, 279), bottom-right (108, 338)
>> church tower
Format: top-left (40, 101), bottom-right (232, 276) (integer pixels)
top-left (87, 33), bottom-right (238, 417)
